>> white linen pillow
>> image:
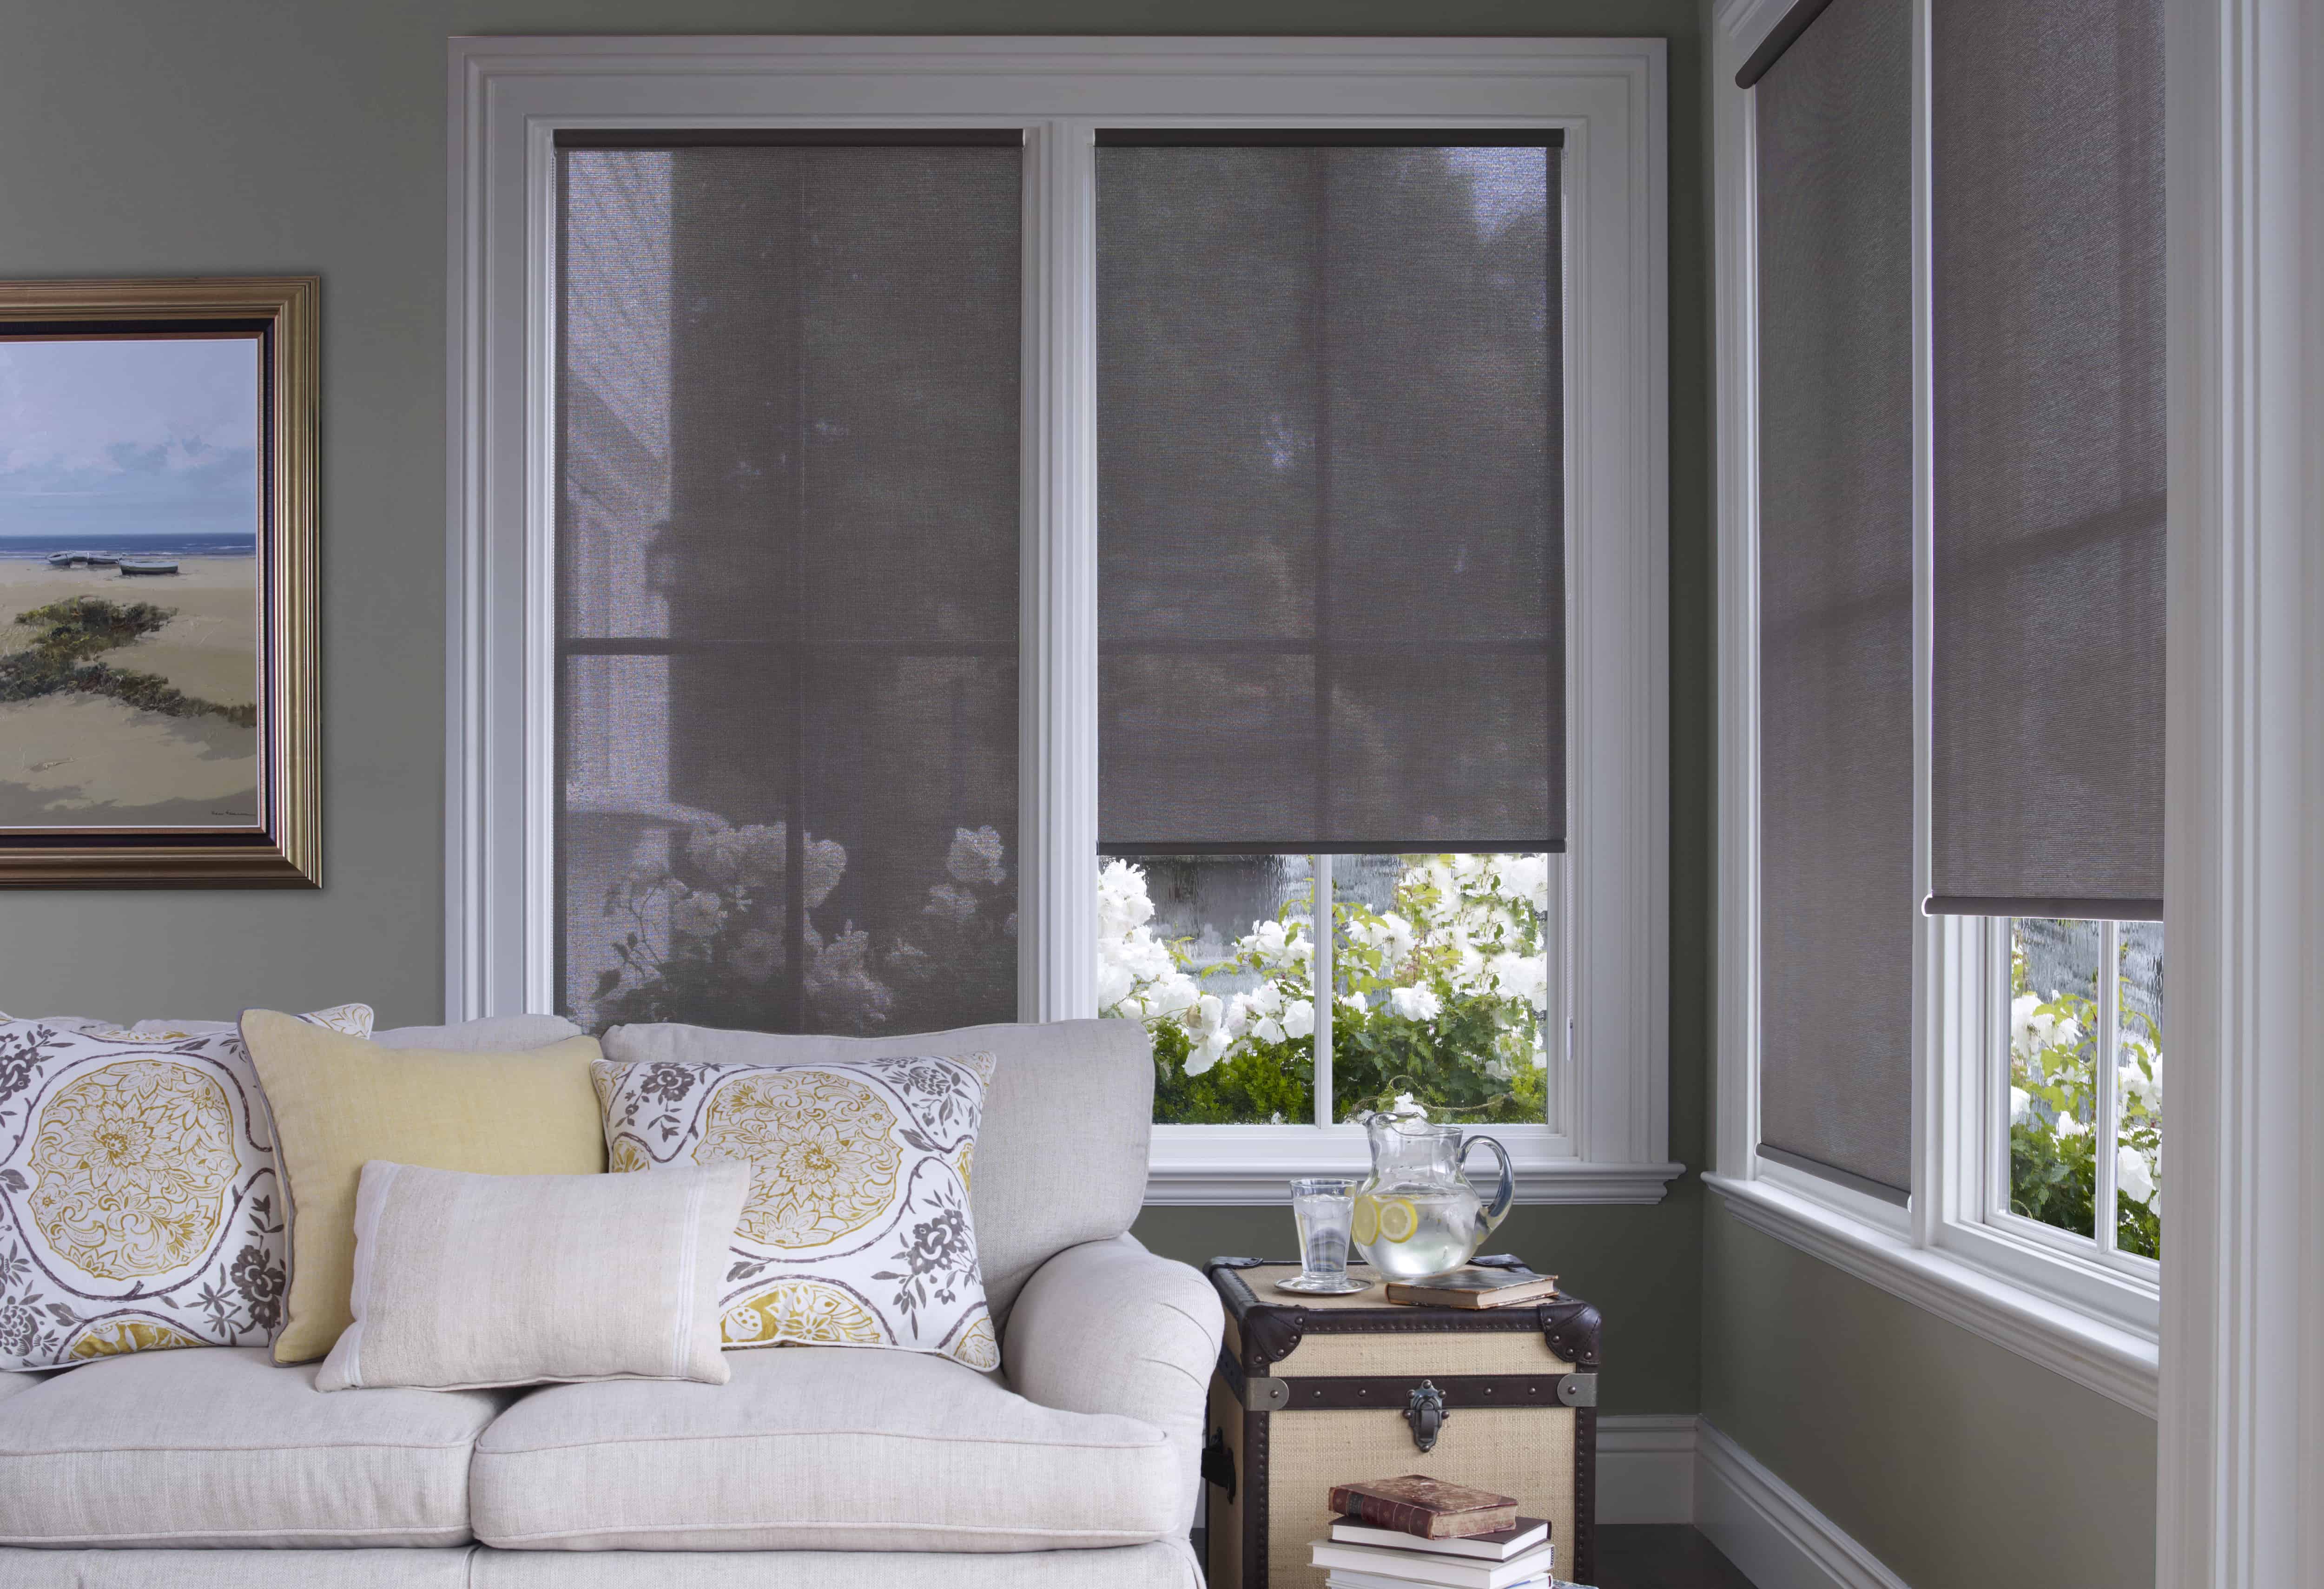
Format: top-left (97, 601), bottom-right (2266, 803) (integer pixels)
top-left (317, 1160), bottom-right (748, 1392)
top-left (593, 1050), bottom-right (1001, 1371)
top-left (0, 1006), bottom-right (372, 1372)
top-left (370, 1014), bottom-right (585, 1051)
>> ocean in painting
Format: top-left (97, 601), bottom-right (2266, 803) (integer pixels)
top-left (0, 534), bottom-right (257, 560)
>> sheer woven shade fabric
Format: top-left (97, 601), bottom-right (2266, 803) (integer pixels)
top-left (1754, 0), bottom-right (1916, 1200)
top-left (1095, 138), bottom-right (1563, 856)
top-left (555, 139), bottom-right (1022, 1035)
top-left (1928, 0), bottom-right (2166, 920)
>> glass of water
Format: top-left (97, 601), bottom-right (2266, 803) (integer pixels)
top-left (1278, 1178), bottom-right (1368, 1294)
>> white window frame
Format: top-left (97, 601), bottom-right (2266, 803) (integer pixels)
top-left (446, 34), bottom-right (1677, 1207)
top-left (1706, 0), bottom-right (2159, 1413)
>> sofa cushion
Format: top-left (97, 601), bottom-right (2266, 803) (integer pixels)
top-left (600, 1018), bottom-right (1152, 1321)
top-left (469, 1541), bottom-right (1202, 1589)
top-left (470, 1344), bottom-right (1179, 1553)
top-left (0, 1346), bottom-right (504, 1547)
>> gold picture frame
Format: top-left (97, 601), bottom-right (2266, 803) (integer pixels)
top-left (0, 277), bottom-right (318, 887)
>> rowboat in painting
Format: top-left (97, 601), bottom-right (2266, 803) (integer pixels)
top-left (117, 557), bottom-right (180, 576)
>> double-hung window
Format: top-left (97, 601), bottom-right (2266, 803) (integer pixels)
top-left (1711, 0), bottom-right (2165, 1411)
top-left (451, 37), bottom-right (1672, 1204)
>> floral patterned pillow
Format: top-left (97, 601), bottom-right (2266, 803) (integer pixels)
top-left (0, 1006), bottom-right (372, 1371)
top-left (594, 1051), bottom-right (999, 1371)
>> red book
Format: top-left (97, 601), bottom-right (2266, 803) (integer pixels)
top-left (1324, 1475), bottom-right (1521, 1539)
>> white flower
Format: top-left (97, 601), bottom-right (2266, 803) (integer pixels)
top-left (1389, 985), bottom-right (1443, 1023)
top-left (924, 883), bottom-right (978, 924)
top-left (1246, 918), bottom-right (1310, 969)
top-left (1183, 994), bottom-right (1233, 1075)
top-left (1281, 998), bottom-right (1315, 1040)
top-left (1096, 956), bottom-right (1137, 1015)
top-left (945, 825), bottom-right (1008, 886)
top-left (1096, 860), bottom-right (1157, 939)
top-left (2052, 1109), bottom-right (2086, 1138)
top-left (1388, 1092), bottom-right (1428, 1120)
top-left (669, 890), bottom-right (725, 937)
top-left (1486, 950), bottom-right (1551, 1013)
top-left (2009, 1086), bottom-right (2033, 1125)
top-left (1340, 989), bottom-right (1368, 1015)
top-left (2011, 992), bottom-right (2084, 1068)
top-left (1498, 853), bottom-right (1552, 912)
top-left (2119, 1060), bottom-right (2161, 1111)
top-left (2117, 1144), bottom-right (2155, 1204)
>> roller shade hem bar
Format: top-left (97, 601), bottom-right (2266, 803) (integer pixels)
top-left (1734, 0), bottom-right (1842, 88)
top-left (1095, 128), bottom-right (1563, 147)
top-left (1757, 1143), bottom-right (1910, 1206)
top-left (553, 128), bottom-right (1024, 148)
top-left (1099, 841), bottom-right (1567, 857)
top-left (1923, 896), bottom-right (2164, 923)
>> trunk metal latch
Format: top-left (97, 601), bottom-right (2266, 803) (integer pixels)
top-left (1404, 1379), bottom-right (1449, 1452)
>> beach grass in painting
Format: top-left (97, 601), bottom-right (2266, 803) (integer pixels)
top-left (0, 335), bottom-right (262, 830)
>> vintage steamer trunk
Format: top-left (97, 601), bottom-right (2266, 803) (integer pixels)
top-left (1202, 1258), bottom-right (1599, 1589)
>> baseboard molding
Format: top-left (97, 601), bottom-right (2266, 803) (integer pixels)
top-left (1695, 1420), bottom-right (1910, 1589)
top-left (1596, 1413), bottom-right (1700, 1523)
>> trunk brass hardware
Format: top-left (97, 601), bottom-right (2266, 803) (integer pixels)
top-left (1405, 1379), bottom-right (1449, 1452)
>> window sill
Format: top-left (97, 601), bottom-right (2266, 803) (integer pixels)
top-left (1148, 1124), bottom-right (1685, 1205)
top-left (1704, 1171), bottom-right (2158, 1417)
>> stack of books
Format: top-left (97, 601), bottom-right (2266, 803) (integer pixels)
top-left (1309, 1475), bottom-right (1560, 1589)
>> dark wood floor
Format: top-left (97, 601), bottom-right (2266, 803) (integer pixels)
top-left (1590, 1524), bottom-right (1758, 1589)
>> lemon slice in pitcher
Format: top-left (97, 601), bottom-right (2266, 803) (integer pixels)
top-left (1350, 1194), bottom-right (1380, 1248)
top-left (1377, 1196), bottom-right (1420, 1244)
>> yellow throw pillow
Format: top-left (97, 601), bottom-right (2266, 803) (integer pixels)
top-left (239, 1009), bottom-right (606, 1363)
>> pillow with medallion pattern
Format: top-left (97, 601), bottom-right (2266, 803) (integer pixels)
top-left (0, 1005), bottom-right (373, 1372)
top-left (593, 1049), bottom-right (1000, 1372)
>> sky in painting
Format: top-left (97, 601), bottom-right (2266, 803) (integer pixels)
top-left (0, 336), bottom-right (260, 542)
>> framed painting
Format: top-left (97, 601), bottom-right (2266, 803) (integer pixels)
top-left (0, 277), bottom-right (318, 886)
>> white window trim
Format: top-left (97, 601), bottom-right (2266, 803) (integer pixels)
top-left (446, 34), bottom-right (1677, 1207)
top-left (1707, 0), bottom-right (2159, 1414)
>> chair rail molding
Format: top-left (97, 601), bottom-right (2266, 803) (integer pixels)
top-left (2158, 1), bottom-right (2324, 1585)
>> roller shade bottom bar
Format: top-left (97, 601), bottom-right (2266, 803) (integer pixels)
top-left (1098, 840), bottom-right (1566, 857)
top-left (1923, 896), bottom-right (2162, 923)
top-left (1757, 1143), bottom-right (1910, 1207)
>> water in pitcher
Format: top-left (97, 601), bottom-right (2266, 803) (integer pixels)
top-left (1356, 1190), bottom-right (1487, 1281)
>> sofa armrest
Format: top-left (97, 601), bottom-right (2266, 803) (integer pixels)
top-left (1005, 1234), bottom-right (1225, 1535)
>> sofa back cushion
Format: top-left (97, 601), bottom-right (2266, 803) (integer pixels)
top-left (601, 1018), bottom-right (1152, 1321)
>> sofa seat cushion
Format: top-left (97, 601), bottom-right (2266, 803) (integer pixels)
top-left (0, 1347), bottom-right (505, 1547)
top-left (471, 1345), bottom-right (1180, 1552)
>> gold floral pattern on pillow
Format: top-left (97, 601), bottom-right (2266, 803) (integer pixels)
top-left (0, 1007), bottom-right (372, 1372)
top-left (597, 1050), bottom-right (998, 1369)
top-left (31, 1062), bottom-right (239, 1279)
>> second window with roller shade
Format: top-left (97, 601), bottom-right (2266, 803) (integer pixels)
top-left (1094, 134), bottom-right (1566, 1127)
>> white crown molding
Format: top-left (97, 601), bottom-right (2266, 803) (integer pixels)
top-left (1707, 1174), bottom-right (2159, 1417)
top-left (1697, 1420), bottom-right (1912, 1589)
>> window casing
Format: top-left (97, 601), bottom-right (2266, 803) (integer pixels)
top-left (449, 35), bottom-right (1673, 1205)
top-left (1709, 0), bottom-right (2160, 1412)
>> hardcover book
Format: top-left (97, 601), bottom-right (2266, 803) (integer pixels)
top-left (1383, 1269), bottom-right (1562, 1309)
top-left (1325, 1475), bottom-right (1521, 1539)
top-left (1310, 1536), bottom-right (1558, 1589)
top-left (1329, 1516), bottom-right (1550, 1561)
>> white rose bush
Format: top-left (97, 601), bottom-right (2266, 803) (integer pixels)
top-left (2007, 931), bottom-right (2163, 1259)
top-left (1098, 853), bottom-right (1553, 1125)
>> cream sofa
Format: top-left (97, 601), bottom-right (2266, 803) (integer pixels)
top-left (0, 1018), bottom-right (1221, 1588)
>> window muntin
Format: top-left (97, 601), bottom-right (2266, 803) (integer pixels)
top-left (555, 139), bottom-right (1023, 1035)
top-left (2002, 918), bottom-right (2162, 1265)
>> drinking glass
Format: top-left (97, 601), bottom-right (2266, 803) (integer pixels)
top-left (1277, 1177), bottom-right (1368, 1294)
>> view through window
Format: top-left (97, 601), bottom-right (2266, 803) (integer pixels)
top-left (2005, 918), bottom-right (2164, 1262)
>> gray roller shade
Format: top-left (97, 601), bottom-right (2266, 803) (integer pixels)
top-left (1928, 0), bottom-right (2166, 921)
top-left (1755, 0), bottom-right (1916, 1200)
top-left (1095, 137), bottom-right (1563, 855)
top-left (554, 138), bottom-right (1022, 1035)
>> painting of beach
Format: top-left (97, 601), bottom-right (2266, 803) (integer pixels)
top-left (0, 334), bottom-right (263, 830)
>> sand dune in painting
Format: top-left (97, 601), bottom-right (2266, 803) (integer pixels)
top-left (0, 557), bottom-right (260, 828)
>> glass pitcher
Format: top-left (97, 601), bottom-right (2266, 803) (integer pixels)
top-left (1350, 1114), bottom-right (1516, 1281)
